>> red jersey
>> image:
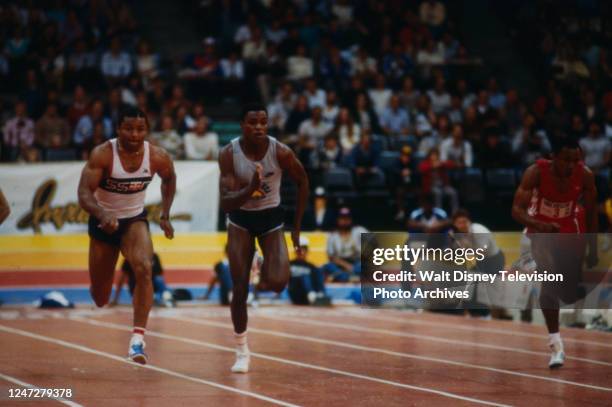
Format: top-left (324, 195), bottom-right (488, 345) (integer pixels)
top-left (528, 159), bottom-right (584, 233)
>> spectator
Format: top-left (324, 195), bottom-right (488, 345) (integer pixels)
top-left (427, 77), bottom-right (451, 114)
top-left (35, 103), bottom-right (71, 150)
top-left (107, 88), bottom-right (130, 128)
top-left (443, 95), bottom-right (460, 126)
top-left (418, 114), bottom-right (450, 158)
top-left (242, 27), bottom-right (267, 63)
top-left (392, 146), bottom-right (417, 221)
top-left (450, 209), bottom-right (510, 319)
top-left (135, 40), bottom-right (160, 85)
top-left (73, 100), bottom-right (113, 149)
top-left (297, 106), bottom-right (332, 165)
top-left (349, 131), bottom-right (381, 185)
top-left (323, 207), bottom-right (367, 282)
top-left (220, 50), bottom-right (245, 80)
top-left (284, 95), bottom-right (311, 137)
top-left (111, 253), bottom-right (174, 308)
top-left (407, 193), bottom-right (450, 233)
top-left (368, 74), bottom-right (393, 119)
top-left (2, 101), bottom-right (36, 162)
top-left (352, 93), bottom-right (381, 134)
top-left (101, 37), bottom-right (133, 85)
top-left (311, 134), bottom-right (343, 173)
top-left (81, 122), bottom-right (108, 160)
top-left (336, 108), bottom-right (361, 153)
top-left (419, 0), bottom-right (446, 28)
top-left (288, 237), bottom-right (329, 305)
top-left (416, 39), bottom-right (445, 69)
top-left (380, 95), bottom-right (411, 138)
top-left (321, 91), bottom-right (340, 126)
top-left (418, 148), bottom-right (459, 213)
top-left (184, 117), bottom-right (219, 160)
top-left (66, 85), bottom-right (89, 130)
top-left (478, 127), bottom-right (512, 168)
top-left (151, 115), bottom-right (183, 159)
top-left (319, 46), bottom-right (351, 90)
top-left (382, 44), bottom-right (414, 85)
top-left (487, 77), bottom-right (506, 110)
top-left (180, 37), bottom-right (220, 80)
top-left (66, 39), bottom-right (99, 90)
top-left (268, 82), bottom-right (296, 136)
top-left (413, 93), bottom-right (435, 136)
top-left (579, 121), bottom-right (611, 198)
top-left (203, 245), bottom-right (234, 305)
top-left (21, 69), bottom-right (45, 120)
top-left (287, 44), bottom-right (313, 81)
top-left (440, 124), bottom-right (473, 168)
top-left (399, 76), bottom-right (420, 112)
top-left (512, 113), bottom-right (551, 167)
top-left (234, 14), bottom-right (258, 45)
top-left (349, 46), bottom-right (377, 79)
top-left (265, 19), bottom-right (287, 45)
top-left (303, 78), bottom-right (326, 109)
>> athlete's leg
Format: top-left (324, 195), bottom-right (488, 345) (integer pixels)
top-left (257, 228), bottom-right (290, 293)
top-left (120, 221), bottom-right (154, 330)
top-left (228, 224), bottom-right (255, 334)
top-left (227, 223), bottom-right (255, 373)
top-left (89, 238), bottom-right (120, 307)
top-left (532, 234), bottom-right (564, 368)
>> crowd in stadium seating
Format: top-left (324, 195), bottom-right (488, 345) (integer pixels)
top-left (0, 1), bottom-right (610, 228)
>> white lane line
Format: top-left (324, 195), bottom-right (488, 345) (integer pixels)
top-left (255, 313), bottom-right (612, 367)
top-left (0, 324), bottom-right (299, 407)
top-left (0, 372), bottom-right (83, 406)
top-left (161, 313), bottom-right (611, 392)
top-left (71, 315), bottom-right (510, 407)
top-left (331, 308), bottom-right (612, 348)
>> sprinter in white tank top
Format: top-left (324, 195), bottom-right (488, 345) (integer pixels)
top-left (77, 106), bottom-right (176, 365)
top-left (218, 104), bottom-right (309, 373)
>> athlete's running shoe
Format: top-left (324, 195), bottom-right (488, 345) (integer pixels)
top-left (231, 351), bottom-right (250, 373)
top-left (548, 341), bottom-right (564, 369)
top-left (128, 340), bottom-right (148, 365)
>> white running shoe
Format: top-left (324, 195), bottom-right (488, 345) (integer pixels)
top-left (548, 341), bottom-right (565, 369)
top-left (231, 351), bottom-right (250, 373)
top-left (128, 340), bottom-right (148, 365)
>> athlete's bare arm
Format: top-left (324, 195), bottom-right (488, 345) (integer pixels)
top-left (78, 142), bottom-right (119, 233)
top-left (582, 168), bottom-right (599, 266)
top-left (0, 188), bottom-right (10, 225)
top-left (512, 164), bottom-right (560, 233)
top-left (151, 145), bottom-right (176, 239)
top-left (218, 145), bottom-right (262, 212)
top-left (277, 142), bottom-right (309, 251)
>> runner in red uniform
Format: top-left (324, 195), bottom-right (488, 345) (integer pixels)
top-left (512, 137), bottom-right (598, 368)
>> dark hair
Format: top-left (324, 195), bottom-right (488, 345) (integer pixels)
top-left (452, 208), bottom-right (471, 222)
top-left (240, 103), bottom-right (267, 121)
top-left (550, 135), bottom-right (580, 154)
top-left (117, 106), bottom-right (148, 128)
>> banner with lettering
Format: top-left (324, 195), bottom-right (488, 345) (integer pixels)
top-left (0, 162), bottom-right (220, 234)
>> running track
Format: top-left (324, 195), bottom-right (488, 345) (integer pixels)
top-left (0, 306), bottom-right (610, 406)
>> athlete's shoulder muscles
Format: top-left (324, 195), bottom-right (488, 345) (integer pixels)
top-left (80, 142), bottom-right (111, 190)
top-left (276, 141), bottom-right (307, 182)
top-left (150, 144), bottom-right (175, 180)
top-left (218, 144), bottom-right (238, 192)
top-left (512, 164), bottom-right (539, 216)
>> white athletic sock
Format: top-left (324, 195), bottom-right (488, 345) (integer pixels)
top-left (131, 327), bottom-right (146, 344)
top-left (234, 331), bottom-right (249, 354)
top-left (548, 332), bottom-right (563, 349)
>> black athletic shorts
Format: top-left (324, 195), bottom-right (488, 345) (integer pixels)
top-left (228, 206), bottom-right (284, 237)
top-left (88, 210), bottom-right (149, 247)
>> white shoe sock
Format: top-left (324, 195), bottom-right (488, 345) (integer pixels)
top-left (231, 331), bottom-right (250, 373)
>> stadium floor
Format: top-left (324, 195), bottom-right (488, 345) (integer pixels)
top-left (0, 305), bottom-right (610, 406)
